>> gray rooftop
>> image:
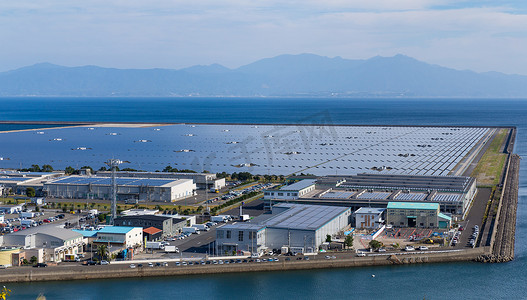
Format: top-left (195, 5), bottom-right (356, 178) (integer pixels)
top-left (264, 203), bottom-right (349, 231)
top-left (9, 225), bottom-right (83, 241)
top-left (354, 207), bottom-right (386, 215)
top-left (320, 173), bottom-right (475, 193)
top-left (279, 179), bottom-right (317, 191)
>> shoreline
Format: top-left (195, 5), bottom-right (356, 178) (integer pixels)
top-left (0, 248), bottom-right (488, 283)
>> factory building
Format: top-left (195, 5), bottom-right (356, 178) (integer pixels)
top-left (96, 171), bottom-right (225, 190)
top-left (1, 226), bottom-right (84, 262)
top-left (43, 176), bottom-right (197, 202)
top-left (266, 173), bottom-right (476, 218)
top-left (0, 171), bottom-right (64, 196)
top-left (354, 207), bottom-right (385, 229)
top-left (216, 203), bottom-right (351, 255)
top-left (92, 226), bottom-right (143, 249)
top-left (386, 202), bottom-right (452, 229)
top-left (263, 179), bottom-right (316, 201)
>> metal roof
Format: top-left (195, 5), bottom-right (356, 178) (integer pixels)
top-left (10, 225), bottom-right (82, 241)
top-left (48, 176), bottom-right (185, 187)
top-left (264, 203), bottom-right (350, 231)
top-left (97, 226), bottom-right (139, 234)
top-left (354, 207), bottom-right (386, 215)
top-left (438, 212), bottom-right (452, 221)
top-left (72, 229), bottom-right (99, 238)
top-left (387, 202), bottom-right (439, 210)
top-left (279, 179), bottom-right (317, 191)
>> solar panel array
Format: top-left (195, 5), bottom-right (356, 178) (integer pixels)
top-left (0, 124), bottom-right (491, 176)
top-left (394, 193), bottom-right (427, 201)
top-left (357, 192), bottom-right (391, 200)
top-left (51, 176), bottom-right (176, 187)
top-left (320, 191), bottom-right (355, 199)
top-left (433, 193), bottom-right (462, 202)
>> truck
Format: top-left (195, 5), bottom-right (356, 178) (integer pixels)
top-left (145, 242), bottom-right (165, 250)
top-left (240, 214), bottom-right (250, 221)
top-left (164, 245), bottom-right (179, 253)
top-left (64, 254), bottom-right (81, 262)
top-left (211, 215), bottom-right (231, 223)
top-left (20, 212), bottom-right (36, 219)
top-left (182, 227), bottom-right (199, 234)
top-left (21, 219), bottom-right (37, 227)
top-left (192, 224), bottom-right (210, 231)
top-left (209, 188), bottom-right (219, 193)
top-left (88, 209), bottom-right (98, 216)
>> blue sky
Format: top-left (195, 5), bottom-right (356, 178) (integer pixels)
top-left (1, 1), bottom-right (527, 75)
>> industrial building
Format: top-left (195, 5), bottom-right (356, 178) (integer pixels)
top-left (143, 227), bottom-right (163, 241)
top-left (0, 170), bottom-right (64, 196)
top-left (114, 215), bottom-right (187, 237)
top-left (386, 202), bottom-right (452, 229)
top-left (92, 226), bottom-right (143, 249)
top-left (0, 226), bottom-right (84, 262)
top-left (263, 179), bottom-right (316, 200)
top-left (354, 207), bottom-right (385, 229)
top-left (266, 173), bottom-right (477, 218)
top-left (96, 171), bottom-right (225, 190)
top-left (216, 203), bottom-right (351, 255)
top-left (43, 175), bottom-right (197, 202)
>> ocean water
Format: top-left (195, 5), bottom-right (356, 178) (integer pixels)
top-left (2, 97), bottom-right (526, 299)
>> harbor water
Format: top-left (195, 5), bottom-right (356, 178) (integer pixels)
top-left (1, 97), bottom-right (526, 299)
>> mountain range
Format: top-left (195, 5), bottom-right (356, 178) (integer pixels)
top-left (1, 54), bottom-right (527, 97)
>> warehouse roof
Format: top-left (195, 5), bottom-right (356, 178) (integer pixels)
top-left (279, 179), bottom-right (317, 191)
top-left (354, 207), bottom-right (385, 215)
top-left (97, 226), bottom-right (139, 234)
top-left (72, 229), bottom-right (99, 238)
top-left (48, 176), bottom-right (190, 188)
top-left (387, 202), bottom-right (439, 210)
top-left (115, 215), bottom-right (170, 222)
top-left (265, 203), bottom-right (350, 231)
top-left (11, 225), bottom-right (82, 241)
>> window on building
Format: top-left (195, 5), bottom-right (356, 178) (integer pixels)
top-left (226, 230), bottom-right (231, 239)
top-left (430, 223), bottom-right (434, 227)
top-left (278, 193), bottom-right (283, 196)
top-left (420, 223), bottom-right (424, 226)
top-left (238, 231), bottom-right (244, 242)
top-left (400, 222), bottom-right (404, 225)
top-left (217, 230), bottom-right (224, 239)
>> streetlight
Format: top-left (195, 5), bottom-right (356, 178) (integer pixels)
top-left (104, 159), bottom-right (129, 225)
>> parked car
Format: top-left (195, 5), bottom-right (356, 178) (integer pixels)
top-left (404, 246), bottom-right (415, 251)
top-left (418, 246), bottom-right (429, 251)
top-left (100, 260), bottom-right (109, 265)
top-left (129, 264), bottom-right (136, 268)
top-left (33, 263), bottom-right (48, 268)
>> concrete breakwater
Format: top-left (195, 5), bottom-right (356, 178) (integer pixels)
top-left (0, 248), bottom-right (487, 283)
top-left (477, 154), bottom-right (520, 263)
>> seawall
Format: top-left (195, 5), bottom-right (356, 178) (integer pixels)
top-left (0, 248), bottom-right (487, 283)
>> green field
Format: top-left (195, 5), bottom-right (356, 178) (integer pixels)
top-left (470, 129), bottom-right (509, 186)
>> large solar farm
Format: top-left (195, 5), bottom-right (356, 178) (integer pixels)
top-left (0, 123), bottom-right (494, 176)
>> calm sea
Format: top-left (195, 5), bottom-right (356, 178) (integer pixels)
top-left (2, 97), bottom-right (526, 299)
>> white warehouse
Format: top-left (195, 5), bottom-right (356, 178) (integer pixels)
top-left (43, 176), bottom-right (196, 202)
top-left (216, 203), bottom-right (351, 255)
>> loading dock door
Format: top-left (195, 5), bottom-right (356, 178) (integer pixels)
top-left (407, 216), bottom-right (417, 227)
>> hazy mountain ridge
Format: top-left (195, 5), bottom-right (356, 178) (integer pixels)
top-left (1, 54), bottom-right (527, 97)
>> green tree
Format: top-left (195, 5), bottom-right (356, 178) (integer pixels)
top-left (65, 166), bottom-right (76, 174)
top-left (26, 187), bottom-right (36, 198)
top-left (41, 164), bottom-right (54, 172)
top-left (344, 235), bottom-right (354, 248)
top-left (30, 256), bottom-right (38, 265)
top-left (97, 244), bottom-right (109, 261)
top-left (369, 240), bottom-right (383, 250)
top-left (326, 234), bottom-right (332, 243)
top-left (29, 164), bottom-right (41, 172)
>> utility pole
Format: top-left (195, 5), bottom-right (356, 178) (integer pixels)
top-left (105, 159), bottom-right (129, 225)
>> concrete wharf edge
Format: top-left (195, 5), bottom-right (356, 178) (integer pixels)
top-left (0, 248), bottom-right (487, 283)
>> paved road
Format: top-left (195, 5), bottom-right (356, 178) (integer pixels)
top-left (454, 187), bottom-right (491, 249)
